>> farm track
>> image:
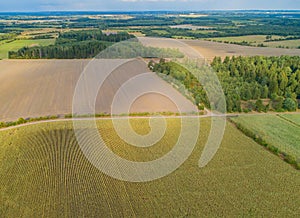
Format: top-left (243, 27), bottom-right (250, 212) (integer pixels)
top-left (1, 112), bottom-right (299, 132)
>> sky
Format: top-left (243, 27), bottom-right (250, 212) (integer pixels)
top-left (0, 0), bottom-right (299, 12)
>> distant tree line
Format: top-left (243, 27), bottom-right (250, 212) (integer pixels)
top-left (9, 29), bottom-right (183, 59)
top-left (9, 40), bottom-right (111, 59)
top-left (97, 42), bottom-right (183, 59)
top-left (142, 25), bottom-right (300, 39)
top-left (55, 30), bottom-right (135, 44)
top-left (8, 30), bottom-right (136, 59)
top-left (0, 33), bottom-right (18, 41)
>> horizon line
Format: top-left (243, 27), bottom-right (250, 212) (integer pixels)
top-left (0, 9), bottom-right (300, 13)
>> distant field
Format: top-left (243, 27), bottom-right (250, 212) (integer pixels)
top-left (0, 118), bottom-right (299, 217)
top-left (150, 29), bottom-right (170, 35)
top-left (0, 39), bottom-right (55, 59)
top-left (170, 24), bottom-right (214, 31)
top-left (264, 39), bottom-right (300, 49)
top-left (231, 114), bottom-right (300, 162)
top-left (207, 35), bottom-right (300, 49)
top-left (207, 35), bottom-right (282, 44)
top-left (172, 29), bottom-right (217, 39)
top-left (139, 37), bottom-right (300, 61)
top-left (17, 28), bottom-right (58, 39)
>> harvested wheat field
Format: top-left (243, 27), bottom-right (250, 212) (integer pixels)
top-left (0, 59), bottom-right (197, 121)
top-left (139, 37), bottom-right (300, 61)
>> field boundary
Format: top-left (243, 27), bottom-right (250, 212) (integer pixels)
top-left (1, 112), bottom-right (300, 131)
top-left (228, 118), bottom-right (300, 170)
top-left (0, 113), bottom-right (210, 132)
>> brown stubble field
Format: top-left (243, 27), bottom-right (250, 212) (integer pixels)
top-left (0, 59), bottom-right (197, 122)
top-left (0, 60), bottom-right (87, 121)
top-left (139, 37), bottom-right (300, 61)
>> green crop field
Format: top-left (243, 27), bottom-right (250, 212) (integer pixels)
top-left (231, 114), bottom-right (300, 162)
top-left (0, 118), bottom-right (299, 217)
top-left (0, 39), bottom-right (55, 59)
top-left (151, 29), bottom-right (170, 35)
top-left (279, 114), bottom-right (300, 126)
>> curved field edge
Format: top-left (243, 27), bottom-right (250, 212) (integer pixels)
top-left (0, 112), bottom-right (203, 131)
top-left (0, 118), bottom-right (299, 217)
top-left (229, 114), bottom-right (300, 170)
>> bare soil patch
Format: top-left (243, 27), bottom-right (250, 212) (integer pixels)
top-left (0, 59), bottom-right (197, 121)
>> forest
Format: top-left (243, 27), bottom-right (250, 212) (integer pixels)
top-left (150, 56), bottom-right (300, 112)
top-left (8, 30), bottom-right (135, 59)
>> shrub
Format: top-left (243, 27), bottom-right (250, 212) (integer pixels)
top-left (283, 98), bottom-right (297, 111)
top-left (272, 96), bottom-right (284, 111)
top-left (255, 99), bottom-right (264, 112)
top-left (17, 118), bottom-right (27, 125)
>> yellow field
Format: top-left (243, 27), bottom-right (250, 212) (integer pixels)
top-left (0, 118), bottom-right (299, 217)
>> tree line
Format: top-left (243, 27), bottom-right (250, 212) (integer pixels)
top-left (9, 29), bottom-right (183, 59)
top-left (142, 24), bottom-right (300, 39)
top-left (149, 59), bottom-right (209, 110)
top-left (212, 56), bottom-right (300, 112)
top-left (150, 56), bottom-right (300, 113)
top-left (8, 30), bottom-right (136, 59)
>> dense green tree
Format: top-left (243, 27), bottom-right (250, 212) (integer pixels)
top-left (272, 96), bottom-right (284, 111)
top-left (246, 102), bottom-right (256, 112)
top-left (244, 88), bottom-right (252, 101)
top-left (253, 86), bottom-right (261, 100)
top-left (227, 97), bottom-right (234, 113)
top-left (283, 98), bottom-right (297, 111)
top-left (255, 99), bottom-right (265, 112)
top-left (279, 71), bottom-right (289, 92)
top-left (262, 85), bottom-right (269, 98)
top-left (269, 75), bottom-right (279, 95)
